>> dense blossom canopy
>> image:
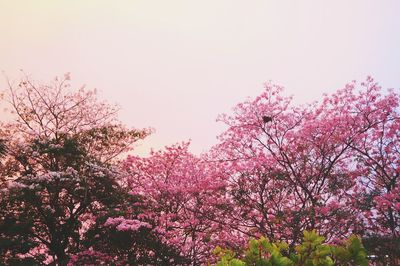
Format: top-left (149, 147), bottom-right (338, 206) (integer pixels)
top-left (0, 75), bottom-right (398, 265)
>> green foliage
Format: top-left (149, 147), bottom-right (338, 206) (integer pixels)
top-left (331, 235), bottom-right (368, 266)
top-left (214, 231), bottom-right (368, 266)
top-left (214, 247), bottom-right (245, 266)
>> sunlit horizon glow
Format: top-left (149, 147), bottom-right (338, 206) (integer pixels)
top-left (1, 0), bottom-right (399, 156)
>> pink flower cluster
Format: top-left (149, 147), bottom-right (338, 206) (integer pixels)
top-left (104, 217), bottom-right (151, 231)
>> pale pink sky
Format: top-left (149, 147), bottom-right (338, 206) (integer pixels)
top-left (1, 1), bottom-right (399, 155)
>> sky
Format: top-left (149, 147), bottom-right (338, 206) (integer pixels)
top-left (1, 0), bottom-right (399, 156)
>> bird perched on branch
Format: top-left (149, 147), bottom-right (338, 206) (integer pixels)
top-left (262, 116), bottom-right (272, 123)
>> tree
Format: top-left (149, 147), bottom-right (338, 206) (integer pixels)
top-left (0, 73), bottom-right (154, 264)
top-left (210, 78), bottom-right (399, 263)
top-left (123, 142), bottom-right (229, 264)
top-left (336, 77), bottom-right (400, 264)
top-left (211, 82), bottom-right (362, 248)
top-left (1, 74), bottom-right (397, 264)
top-left (117, 77), bottom-right (398, 264)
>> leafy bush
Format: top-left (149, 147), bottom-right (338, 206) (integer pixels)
top-left (215, 230), bottom-right (368, 266)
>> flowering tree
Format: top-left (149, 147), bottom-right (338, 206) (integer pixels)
top-left (211, 83), bottom-right (361, 248)
top-left (117, 78), bottom-right (398, 264)
top-left (305, 78), bottom-right (399, 264)
top-left (210, 78), bottom-right (399, 262)
top-left (123, 142), bottom-right (230, 264)
top-left (0, 73), bottom-right (152, 264)
top-left (337, 78), bottom-right (400, 264)
top-left (0, 74), bottom-right (398, 264)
